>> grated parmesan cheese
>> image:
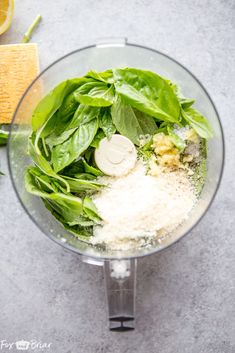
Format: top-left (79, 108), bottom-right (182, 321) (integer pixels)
top-left (92, 160), bottom-right (196, 250)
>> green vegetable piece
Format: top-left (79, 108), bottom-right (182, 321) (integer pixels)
top-left (62, 175), bottom-right (105, 193)
top-left (21, 14), bottom-right (42, 43)
top-left (67, 105), bottom-right (100, 130)
top-left (74, 81), bottom-right (115, 107)
top-left (32, 78), bottom-right (87, 131)
top-left (167, 126), bottom-right (186, 152)
top-left (99, 109), bottom-right (116, 139)
top-left (57, 92), bottom-right (79, 120)
top-left (83, 196), bottom-right (102, 223)
top-left (46, 128), bottom-right (77, 148)
top-left (182, 107), bottom-right (213, 139)
top-left (82, 158), bottom-right (103, 176)
top-left (111, 95), bottom-right (157, 145)
top-left (169, 131), bottom-right (186, 151)
top-left (169, 82), bottom-right (195, 109)
top-left (86, 69), bottom-right (114, 83)
top-left (63, 223), bottom-right (93, 239)
top-left (28, 139), bottom-right (70, 192)
top-left (113, 68), bottom-right (180, 123)
top-left (0, 130), bottom-right (9, 146)
top-left (51, 118), bottom-right (99, 172)
top-left (90, 129), bottom-right (105, 148)
top-left (25, 169), bottom-right (83, 224)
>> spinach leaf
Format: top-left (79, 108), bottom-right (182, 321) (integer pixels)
top-left (51, 118), bottom-right (99, 172)
top-left (74, 81), bottom-right (115, 107)
top-left (181, 107), bottom-right (213, 139)
top-left (99, 109), bottom-right (116, 139)
top-left (113, 68), bottom-right (180, 123)
top-left (111, 95), bottom-right (157, 145)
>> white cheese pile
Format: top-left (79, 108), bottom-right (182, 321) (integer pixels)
top-left (92, 161), bottom-right (196, 250)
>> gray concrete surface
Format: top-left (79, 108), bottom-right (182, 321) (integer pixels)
top-left (0, 0), bottom-right (234, 352)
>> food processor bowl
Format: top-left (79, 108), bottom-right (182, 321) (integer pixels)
top-left (8, 39), bottom-right (224, 330)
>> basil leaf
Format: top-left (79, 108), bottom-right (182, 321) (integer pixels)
top-left (82, 158), bottom-right (103, 176)
top-left (113, 68), bottom-right (180, 123)
top-left (99, 109), bottom-right (116, 139)
top-left (67, 105), bottom-right (100, 130)
top-left (32, 78), bottom-right (86, 131)
top-left (45, 193), bottom-right (83, 225)
top-left (169, 82), bottom-right (195, 109)
top-left (62, 175), bottom-right (105, 192)
top-left (71, 173), bottom-right (96, 180)
top-left (111, 95), bottom-right (157, 145)
top-left (28, 138), bottom-right (70, 192)
top-left (26, 166), bottom-right (57, 193)
top-left (46, 105), bottom-right (99, 148)
top-left (74, 82), bottom-right (115, 107)
top-left (51, 118), bottom-right (99, 172)
top-left (86, 69), bottom-right (114, 83)
top-left (181, 107), bottom-right (213, 139)
top-left (62, 222), bottom-right (93, 239)
top-left (25, 168), bottom-right (83, 225)
top-left (90, 129), bottom-right (105, 148)
top-left (83, 196), bottom-right (102, 223)
top-left (57, 92), bottom-right (79, 120)
top-left (180, 98), bottom-right (195, 109)
top-left (46, 128), bottom-right (77, 148)
top-left (0, 130), bottom-right (9, 146)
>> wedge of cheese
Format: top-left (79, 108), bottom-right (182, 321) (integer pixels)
top-left (0, 43), bottom-right (40, 124)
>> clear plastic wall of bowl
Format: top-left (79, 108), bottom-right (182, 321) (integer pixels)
top-left (8, 41), bottom-right (224, 260)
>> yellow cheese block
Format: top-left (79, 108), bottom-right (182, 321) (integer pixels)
top-left (0, 43), bottom-right (40, 124)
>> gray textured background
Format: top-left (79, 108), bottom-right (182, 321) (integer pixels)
top-left (0, 0), bottom-right (234, 352)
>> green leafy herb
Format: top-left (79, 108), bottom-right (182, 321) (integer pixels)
top-left (86, 69), bottom-right (114, 84)
top-left (0, 130), bottom-right (9, 146)
top-left (25, 66), bottom-right (212, 242)
top-left (181, 107), bottom-right (213, 139)
top-left (111, 95), bottom-right (157, 145)
top-left (167, 126), bottom-right (186, 151)
top-left (99, 109), bottom-right (116, 139)
top-left (113, 68), bottom-right (180, 123)
top-left (32, 78), bottom-right (88, 131)
top-left (21, 14), bottom-right (42, 43)
top-left (51, 118), bottom-right (98, 172)
top-left (74, 81), bottom-right (115, 107)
